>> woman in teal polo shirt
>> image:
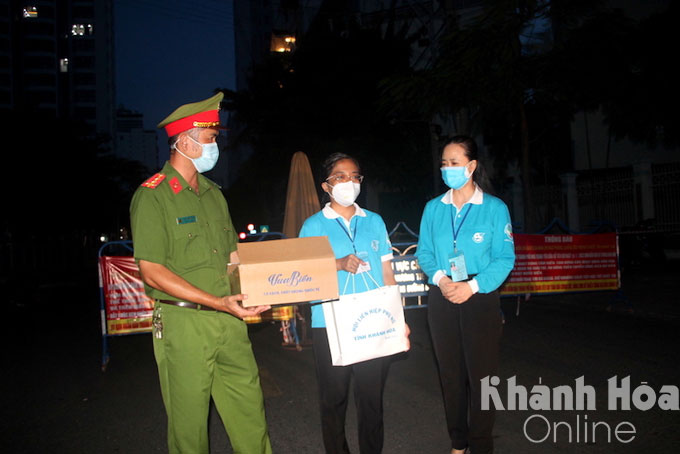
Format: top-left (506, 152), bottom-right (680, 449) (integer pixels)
top-left (299, 152), bottom-right (397, 454)
top-left (416, 135), bottom-right (515, 454)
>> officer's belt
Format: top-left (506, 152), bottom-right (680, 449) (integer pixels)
top-left (158, 299), bottom-right (216, 311)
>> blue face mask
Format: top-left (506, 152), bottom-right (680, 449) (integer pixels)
top-left (441, 165), bottom-right (472, 190)
top-left (175, 135), bottom-right (219, 173)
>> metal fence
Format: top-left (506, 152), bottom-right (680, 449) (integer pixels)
top-left (532, 183), bottom-right (564, 228)
top-left (577, 167), bottom-right (637, 229)
top-left (528, 163), bottom-right (680, 232)
top-left (652, 162), bottom-right (680, 230)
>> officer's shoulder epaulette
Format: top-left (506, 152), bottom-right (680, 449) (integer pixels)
top-left (141, 173), bottom-right (166, 189)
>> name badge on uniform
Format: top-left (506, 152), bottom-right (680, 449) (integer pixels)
top-left (176, 215), bottom-right (197, 225)
top-left (356, 251), bottom-right (372, 274)
top-left (448, 251), bottom-right (469, 282)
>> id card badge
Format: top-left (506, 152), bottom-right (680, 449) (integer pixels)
top-left (448, 251), bottom-right (469, 282)
top-left (356, 251), bottom-right (372, 274)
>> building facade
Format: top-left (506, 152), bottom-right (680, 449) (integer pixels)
top-left (115, 107), bottom-right (157, 172)
top-left (1, 0), bottom-right (115, 139)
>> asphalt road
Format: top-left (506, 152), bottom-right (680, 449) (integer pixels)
top-left (2, 263), bottom-right (679, 454)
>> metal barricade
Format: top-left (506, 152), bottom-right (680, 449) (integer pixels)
top-left (98, 240), bottom-right (152, 371)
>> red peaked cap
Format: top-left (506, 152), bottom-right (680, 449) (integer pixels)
top-left (157, 92), bottom-right (226, 137)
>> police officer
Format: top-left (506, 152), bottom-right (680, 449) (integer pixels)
top-left (416, 135), bottom-right (515, 454)
top-left (129, 92), bottom-right (272, 454)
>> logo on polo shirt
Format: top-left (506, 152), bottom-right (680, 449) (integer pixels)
top-left (472, 232), bottom-right (485, 243)
top-left (504, 223), bottom-right (514, 242)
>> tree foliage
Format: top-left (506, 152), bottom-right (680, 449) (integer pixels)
top-left (222, 11), bottom-right (431, 230)
top-left (379, 0), bottom-right (673, 229)
top-left (223, 0), bottom-right (676, 232)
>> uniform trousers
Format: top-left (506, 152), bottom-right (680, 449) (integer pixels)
top-left (153, 302), bottom-right (272, 454)
top-left (312, 327), bottom-right (390, 454)
top-left (427, 286), bottom-right (502, 454)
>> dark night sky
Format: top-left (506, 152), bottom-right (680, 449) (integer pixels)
top-left (114, 0), bottom-right (236, 152)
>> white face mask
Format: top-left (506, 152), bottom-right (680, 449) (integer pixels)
top-left (174, 135), bottom-right (219, 173)
top-left (329, 181), bottom-right (361, 207)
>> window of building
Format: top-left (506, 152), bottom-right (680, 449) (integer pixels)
top-left (75, 89), bottom-right (96, 102)
top-left (74, 56), bottom-right (95, 67)
top-left (72, 39), bottom-right (95, 52)
top-left (26, 73), bottom-right (56, 87)
top-left (71, 24), bottom-right (94, 36)
top-left (25, 38), bottom-right (55, 53)
top-left (23, 7), bottom-right (39, 18)
top-left (72, 5), bottom-right (94, 19)
top-left (75, 106), bottom-right (96, 118)
top-left (25, 55), bottom-right (54, 69)
top-left (60, 58), bottom-right (69, 73)
top-left (27, 89), bottom-right (56, 105)
top-left (22, 22), bottom-right (54, 35)
top-left (271, 33), bottom-right (296, 53)
top-left (74, 73), bottom-right (96, 85)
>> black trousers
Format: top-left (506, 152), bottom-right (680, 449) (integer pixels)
top-left (312, 327), bottom-right (391, 454)
top-left (427, 286), bottom-right (502, 454)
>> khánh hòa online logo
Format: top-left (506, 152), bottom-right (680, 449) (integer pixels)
top-left (481, 375), bottom-right (678, 444)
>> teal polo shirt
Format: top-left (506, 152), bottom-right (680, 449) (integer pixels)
top-left (415, 186), bottom-right (515, 294)
top-left (299, 203), bottom-right (394, 328)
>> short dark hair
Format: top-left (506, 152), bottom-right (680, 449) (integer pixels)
top-left (321, 152), bottom-right (361, 181)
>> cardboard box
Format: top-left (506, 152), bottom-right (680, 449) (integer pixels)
top-left (236, 236), bottom-right (339, 307)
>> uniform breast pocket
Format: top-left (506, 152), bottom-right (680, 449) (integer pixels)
top-left (211, 218), bottom-right (232, 236)
top-left (209, 218), bottom-right (234, 260)
top-left (172, 222), bottom-right (210, 271)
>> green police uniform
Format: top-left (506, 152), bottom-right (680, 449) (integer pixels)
top-left (129, 94), bottom-right (271, 454)
top-left (131, 162), bottom-right (236, 301)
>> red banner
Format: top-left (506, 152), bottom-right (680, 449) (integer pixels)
top-left (99, 256), bottom-right (292, 331)
top-left (500, 233), bottom-right (620, 295)
top-left (99, 256), bottom-right (154, 335)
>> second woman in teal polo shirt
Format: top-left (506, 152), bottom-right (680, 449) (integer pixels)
top-left (416, 135), bottom-right (515, 454)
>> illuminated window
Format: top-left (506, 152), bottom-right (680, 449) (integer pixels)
top-left (71, 24), bottom-right (94, 36)
top-left (60, 58), bottom-right (69, 73)
top-left (270, 33), bottom-right (296, 53)
top-left (23, 7), bottom-right (39, 18)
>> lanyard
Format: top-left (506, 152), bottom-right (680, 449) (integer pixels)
top-left (450, 204), bottom-right (472, 252)
top-left (336, 217), bottom-right (358, 253)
